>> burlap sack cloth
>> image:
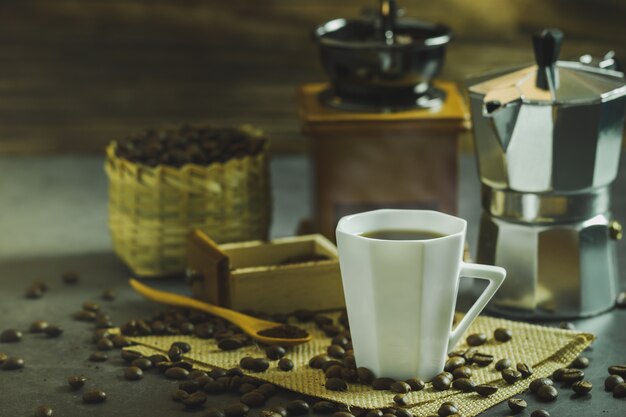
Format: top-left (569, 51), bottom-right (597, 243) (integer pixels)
top-left (124, 314), bottom-right (593, 417)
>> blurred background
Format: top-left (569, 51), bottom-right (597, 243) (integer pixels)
top-left (1, 0), bottom-right (625, 155)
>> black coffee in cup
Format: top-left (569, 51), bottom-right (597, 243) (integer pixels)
top-left (360, 229), bottom-right (445, 240)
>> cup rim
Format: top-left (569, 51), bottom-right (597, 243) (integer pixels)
top-left (336, 209), bottom-right (466, 242)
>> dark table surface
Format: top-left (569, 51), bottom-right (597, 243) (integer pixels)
top-left (0, 155), bottom-right (625, 417)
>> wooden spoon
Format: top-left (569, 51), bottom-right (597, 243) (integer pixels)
top-left (129, 279), bottom-right (312, 346)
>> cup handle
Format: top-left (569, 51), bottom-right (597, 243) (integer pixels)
top-left (447, 262), bottom-right (506, 352)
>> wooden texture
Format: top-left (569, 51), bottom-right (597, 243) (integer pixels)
top-left (189, 232), bottom-right (345, 314)
top-left (1, 0), bottom-right (625, 154)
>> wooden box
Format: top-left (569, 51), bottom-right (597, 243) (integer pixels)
top-left (187, 230), bottom-right (345, 314)
top-left (297, 81), bottom-right (470, 240)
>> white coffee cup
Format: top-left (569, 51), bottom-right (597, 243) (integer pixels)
top-left (336, 209), bottom-right (506, 381)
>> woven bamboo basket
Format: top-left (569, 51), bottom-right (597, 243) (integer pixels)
top-left (105, 125), bottom-right (271, 277)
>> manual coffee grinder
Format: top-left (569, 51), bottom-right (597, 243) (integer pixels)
top-left (297, 0), bottom-right (469, 239)
top-left (468, 29), bottom-right (626, 319)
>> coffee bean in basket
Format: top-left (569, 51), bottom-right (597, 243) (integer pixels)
top-left (278, 358), bottom-right (293, 371)
top-left (266, 346), bottom-right (286, 360)
top-left (393, 393), bottom-right (409, 406)
top-left (516, 362), bottom-right (533, 378)
top-left (431, 373), bottom-right (452, 391)
top-left (437, 402), bottom-right (459, 417)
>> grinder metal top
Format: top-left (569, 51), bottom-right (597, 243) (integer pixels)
top-left (468, 29), bottom-right (626, 193)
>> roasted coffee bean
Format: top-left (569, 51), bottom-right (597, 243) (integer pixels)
top-left (517, 363), bottom-right (533, 378)
top-left (495, 358), bottom-right (511, 371)
top-left (617, 291), bottom-right (626, 308)
top-left (242, 357), bottom-right (269, 373)
top-left (0, 329), bottom-right (22, 343)
top-left (466, 333), bottom-right (487, 346)
top-left (313, 314), bottom-right (333, 327)
top-left (614, 382), bottom-right (626, 398)
top-left (82, 389), bottom-right (107, 404)
top-left (294, 309), bottom-right (315, 322)
top-left (437, 402), bottom-right (458, 417)
top-left (404, 378), bottom-right (425, 391)
top-left (530, 378), bottom-right (554, 394)
top-left (112, 335), bottom-right (132, 348)
top-left (207, 409), bottom-right (227, 417)
top-left (95, 318), bottom-right (114, 329)
top-left (34, 405), bottom-right (53, 417)
top-left (29, 320), bottom-right (49, 333)
top-left (552, 368), bottom-right (566, 381)
top-left (172, 341), bottom-right (191, 353)
top-left (312, 401), bottom-right (337, 414)
top-left (96, 338), bottom-right (114, 351)
top-left (452, 366), bottom-right (472, 379)
top-left (182, 391), bottom-right (208, 408)
top-left (173, 360), bottom-right (194, 371)
top-left (475, 384), bottom-right (498, 397)
top-left (226, 367), bottom-right (244, 377)
top-left (327, 345), bottom-right (345, 359)
top-left (210, 368), bottom-right (228, 379)
top-left (278, 358), bottom-right (293, 371)
top-left (195, 375), bottom-right (213, 387)
top-left (131, 358), bottom-right (153, 370)
top-left (322, 324), bottom-right (342, 337)
top-left (342, 355), bottom-right (356, 369)
top-left (494, 328), bottom-right (512, 342)
top-left (608, 365), bottom-right (626, 378)
top-left (2, 356), bottom-right (24, 370)
top-left (62, 271), bottom-right (79, 284)
top-left (124, 366), bottom-right (143, 381)
top-left (357, 367), bottom-right (375, 384)
top-left (365, 410), bottom-right (383, 417)
top-left (257, 383), bottom-right (276, 397)
top-left (432, 374), bottom-right (452, 391)
top-left (89, 352), bottom-right (108, 362)
top-left (452, 377), bottom-right (475, 392)
top-left (194, 322), bottom-right (214, 339)
top-left (266, 346), bottom-right (286, 360)
top-left (44, 326), bottom-right (63, 338)
top-left (0, 352), bottom-right (6, 364)
top-left (572, 380), bottom-right (592, 395)
top-left (26, 286), bottom-right (44, 299)
top-left (68, 375), bottom-right (86, 390)
top-left (165, 367), bottom-right (190, 380)
top-left (74, 310), bottom-right (97, 322)
top-left (238, 383), bottom-right (256, 394)
top-left (560, 368), bottom-right (584, 383)
top-left (326, 377), bottom-right (348, 391)
top-left (324, 365), bottom-right (342, 379)
top-left (469, 352), bottom-right (494, 367)
top-left (332, 335), bottom-right (350, 348)
top-left (286, 399), bottom-right (310, 416)
top-left (340, 368), bottom-right (358, 383)
top-left (390, 381), bottom-right (411, 393)
top-left (83, 301), bottom-right (100, 312)
top-left (393, 394), bottom-right (408, 406)
top-left (392, 408), bottom-right (412, 417)
top-left (101, 289), bottom-right (116, 301)
top-left (156, 360), bottom-right (173, 372)
top-left (530, 410), bottom-right (550, 417)
top-left (269, 405), bottom-right (288, 417)
top-left (444, 356), bottom-right (465, 372)
top-left (571, 356), bottom-right (589, 369)
top-left (120, 350), bottom-right (142, 363)
top-left (537, 385), bottom-right (558, 401)
top-left (604, 375), bottom-right (624, 391)
top-left (333, 413), bottom-right (354, 417)
top-left (172, 389), bottom-right (189, 402)
top-left (204, 381), bottom-right (227, 394)
top-left (168, 345), bottom-right (184, 361)
top-left (321, 360), bottom-right (343, 372)
top-left (241, 391), bottom-right (266, 407)
top-left (372, 377), bottom-right (396, 390)
top-left (381, 414), bottom-right (395, 417)
top-left (508, 398), bottom-right (527, 413)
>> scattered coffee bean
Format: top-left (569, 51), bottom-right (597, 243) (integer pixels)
top-left (309, 354), bottom-right (330, 369)
top-left (312, 401), bottom-right (337, 414)
top-left (605, 375), bottom-right (624, 391)
top-left (469, 352), bottom-right (494, 367)
top-left (608, 365), bottom-right (626, 378)
top-left (495, 358), bottom-right (511, 371)
top-left (124, 366), bottom-right (143, 381)
top-left (266, 346), bottom-right (286, 360)
top-left (327, 345), bottom-right (345, 359)
top-left (278, 358), bottom-right (293, 371)
top-left (29, 320), bottom-right (49, 334)
top-left (333, 413), bottom-right (354, 417)
top-left (89, 352), bottom-right (108, 362)
top-left (112, 335), bottom-right (132, 348)
top-left (365, 410), bottom-right (383, 417)
top-left (241, 357), bottom-right (269, 373)
top-left (530, 378), bottom-right (554, 394)
top-left (238, 383), bottom-right (256, 394)
top-left (560, 368), bottom-right (584, 383)
top-left (466, 333), bottom-right (487, 346)
top-left (444, 356), bottom-right (465, 372)
top-left (537, 385), bottom-right (558, 401)
top-left (241, 391), bottom-right (266, 407)
top-left (494, 327), bottom-right (512, 342)
top-left (219, 338), bottom-right (244, 351)
top-left (172, 360), bottom-right (193, 371)
top-left (96, 338), bottom-right (114, 351)
top-left (171, 341), bottom-right (191, 353)
top-left (571, 356), bottom-right (589, 369)
top-left (34, 405), bottom-right (53, 417)
top-left (437, 402), bottom-right (459, 417)
top-left (356, 367), bottom-right (375, 384)
top-left (517, 362), bottom-right (533, 378)
top-left (340, 368), bottom-right (358, 382)
top-left (0, 352), bottom-right (6, 364)
top-left (393, 394), bottom-right (409, 406)
top-left (294, 309), bottom-right (315, 322)
top-left (2, 356), bottom-right (24, 370)
top-left (326, 377), bottom-right (348, 391)
top-left (508, 398), bottom-right (527, 413)
top-left (26, 286), bottom-right (44, 299)
top-left (168, 345), bottom-right (184, 361)
top-left (62, 271), bottom-right (79, 284)
top-left (44, 326), bottom-right (63, 338)
top-left (559, 322), bottom-right (575, 330)
top-left (530, 410), bottom-right (550, 417)
top-left (82, 389), bottom-right (107, 404)
top-left (372, 377), bottom-right (396, 390)
top-left (172, 389), bottom-right (189, 402)
top-left (552, 368), bottom-right (567, 381)
top-left (74, 310), bottom-right (97, 322)
top-left (269, 405), bottom-right (287, 417)
top-left (67, 375), bottom-right (86, 390)
top-left (131, 358), bottom-right (153, 370)
top-left (432, 374), bottom-right (452, 391)
top-left (286, 400), bottom-right (310, 416)
top-left (165, 367), bottom-right (189, 380)
top-left (101, 289), bottom-right (116, 301)
top-left (572, 380), bottom-right (592, 395)
top-left (614, 382), bottom-right (626, 398)
top-left (452, 366), bottom-right (472, 379)
top-left (83, 301), bottom-right (100, 312)
top-left (452, 377), bottom-right (475, 392)
top-left (120, 350), bottom-right (142, 363)
top-left (181, 391), bottom-right (207, 408)
top-left (258, 324), bottom-right (309, 339)
top-left (390, 381), bottom-right (411, 393)
top-left (0, 329), bottom-right (22, 343)
top-left (475, 384), bottom-right (498, 397)
top-left (404, 378), bottom-right (425, 391)
top-left (617, 291), bottom-right (626, 308)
